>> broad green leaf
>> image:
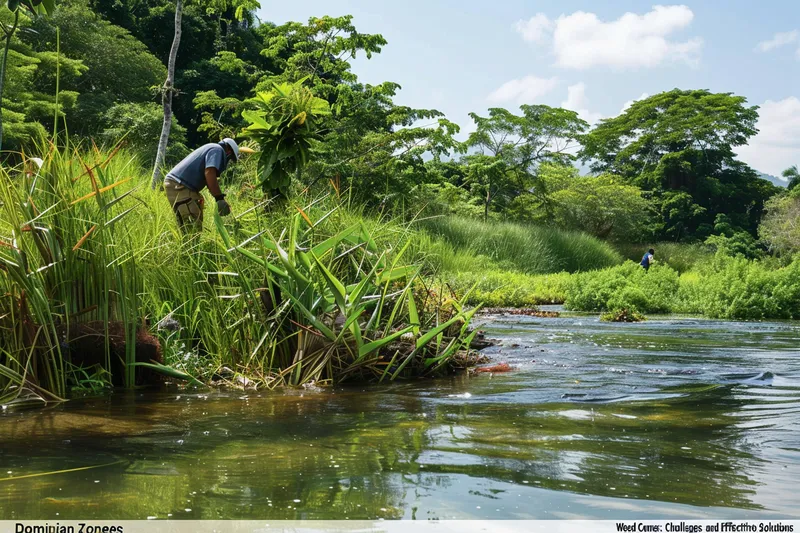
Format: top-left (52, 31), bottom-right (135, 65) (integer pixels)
top-left (416, 314), bottom-right (463, 350)
top-left (376, 265), bottom-right (416, 285)
top-left (311, 252), bottom-right (347, 314)
top-left (310, 224), bottom-right (361, 257)
top-left (359, 325), bottom-right (413, 358)
top-left (130, 363), bottom-right (205, 387)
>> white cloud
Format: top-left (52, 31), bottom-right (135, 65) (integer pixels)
top-left (755, 30), bottom-right (798, 52)
top-left (488, 75), bottom-right (559, 104)
top-left (515, 14), bottom-right (553, 44)
top-left (514, 5), bottom-right (703, 70)
top-left (620, 92), bottom-right (651, 114)
top-left (560, 83), bottom-right (603, 124)
top-left (736, 97), bottom-right (800, 176)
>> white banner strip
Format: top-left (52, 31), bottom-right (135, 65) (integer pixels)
top-left (1, 520), bottom-right (798, 533)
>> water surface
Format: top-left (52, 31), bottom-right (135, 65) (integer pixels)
top-left (1, 313), bottom-right (799, 520)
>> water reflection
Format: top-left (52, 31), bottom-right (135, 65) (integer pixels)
top-left (1, 315), bottom-right (799, 519)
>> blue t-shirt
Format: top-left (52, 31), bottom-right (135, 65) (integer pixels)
top-left (165, 143), bottom-right (228, 192)
top-left (640, 252), bottom-right (653, 268)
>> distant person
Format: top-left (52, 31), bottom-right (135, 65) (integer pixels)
top-left (163, 138), bottom-right (240, 229)
top-left (640, 248), bottom-right (655, 271)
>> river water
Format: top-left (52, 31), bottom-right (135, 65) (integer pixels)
top-left (1, 313), bottom-right (799, 520)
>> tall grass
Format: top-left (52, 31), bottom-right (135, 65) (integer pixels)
top-left (416, 216), bottom-right (622, 275)
top-left (0, 144), bottom-right (480, 405)
top-left (1, 142), bottom-right (147, 403)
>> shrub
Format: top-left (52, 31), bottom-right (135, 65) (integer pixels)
top-left (445, 270), bottom-right (571, 307)
top-left (684, 254), bottom-right (800, 319)
top-left (760, 189), bottom-right (800, 257)
top-left (565, 253), bottom-right (800, 320)
top-left (565, 262), bottom-right (679, 314)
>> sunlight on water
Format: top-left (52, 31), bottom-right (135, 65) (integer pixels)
top-left (1, 314), bottom-right (799, 519)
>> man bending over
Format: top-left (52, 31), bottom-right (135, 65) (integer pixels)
top-left (163, 138), bottom-right (239, 229)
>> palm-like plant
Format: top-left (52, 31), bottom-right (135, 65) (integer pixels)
top-left (782, 165), bottom-right (799, 191)
top-left (215, 209), bottom-right (478, 386)
top-left (241, 77), bottom-right (331, 197)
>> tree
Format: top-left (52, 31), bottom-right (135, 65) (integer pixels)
top-left (462, 154), bottom-right (513, 221)
top-left (783, 165), bottom-right (799, 191)
top-left (518, 163), bottom-right (651, 241)
top-left (150, 0), bottom-right (261, 189)
top-left (580, 89), bottom-right (777, 240)
top-left (462, 105), bottom-right (588, 218)
top-left (151, 0), bottom-right (182, 188)
top-left (306, 82), bottom-right (463, 205)
top-left (1, 0), bottom-right (55, 151)
top-left (188, 50), bottom-right (264, 142)
top-left (259, 15), bottom-right (387, 100)
top-left (1, 5), bottom-right (84, 153)
top-left (23, 0), bottom-right (165, 137)
top-left (254, 18), bottom-right (463, 206)
top-left (760, 186), bottom-right (800, 256)
top-left (101, 102), bottom-right (188, 165)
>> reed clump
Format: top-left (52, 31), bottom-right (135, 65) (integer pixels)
top-left (0, 144), bottom-right (480, 406)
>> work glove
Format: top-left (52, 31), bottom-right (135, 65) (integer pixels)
top-left (216, 196), bottom-right (231, 216)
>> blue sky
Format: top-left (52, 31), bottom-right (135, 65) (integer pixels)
top-left (256, 1), bottom-right (800, 177)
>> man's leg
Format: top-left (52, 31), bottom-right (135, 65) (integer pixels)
top-left (165, 181), bottom-right (204, 231)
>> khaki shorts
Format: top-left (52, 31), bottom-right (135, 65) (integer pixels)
top-left (164, 180), bottom-right (204, 229)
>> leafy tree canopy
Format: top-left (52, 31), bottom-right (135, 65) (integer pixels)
top-left (580, 89), bottom-right (777, 240)
top-left (461, 105), bottom-right (588, 219)
top-left (21, 0), bottom-right (166, 136)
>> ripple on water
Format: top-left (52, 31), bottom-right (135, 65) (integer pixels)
top-left (1, 315), bottom-right (799, 519)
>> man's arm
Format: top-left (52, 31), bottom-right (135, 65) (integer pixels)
top-left (205, 166), bottom-right (231, 216)
top-left (205, 167), bottom-right (223, 198)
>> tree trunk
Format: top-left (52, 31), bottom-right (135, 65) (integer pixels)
top-left (151, 0), bottom-right (183, 189)
top-left (0, 10), bottom-right (21, 153)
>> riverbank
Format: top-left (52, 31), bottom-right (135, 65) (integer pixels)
top-left (446, 255), bottom-right (800, 321)
top-left (1, 148), bottom-right (484, 403)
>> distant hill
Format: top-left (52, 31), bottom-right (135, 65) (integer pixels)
top-left (578, 165), bottom-right (788, 187)
top-left (758, 172), bottom-right (787, 187)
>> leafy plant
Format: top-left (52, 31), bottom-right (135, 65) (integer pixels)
top-left (1, 0), bottom-right (57, 150)
top-left (600, 308), bottom-right (646, 322)
top-left (242, 78), bottom-right (331, 197)
top-left (214, 208), bottom-right (478, 385)
top-left (7, 0), bottom-right (55, 14)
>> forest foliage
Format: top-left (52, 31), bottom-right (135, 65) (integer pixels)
top-left (2, 0), bottom-right (794, 252)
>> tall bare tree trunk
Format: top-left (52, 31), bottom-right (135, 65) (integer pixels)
top-left (0, 10), bottom-right (21, 153)
top-left (151, 0), bottom-right (183, 189)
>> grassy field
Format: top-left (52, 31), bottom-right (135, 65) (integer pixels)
top-left (410, 216), bottom-right (622, 308)
top-left (416, 216), bottom-right (622, 275)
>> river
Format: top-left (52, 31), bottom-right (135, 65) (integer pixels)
top-left (1, 312), bottom-right (799, 520)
